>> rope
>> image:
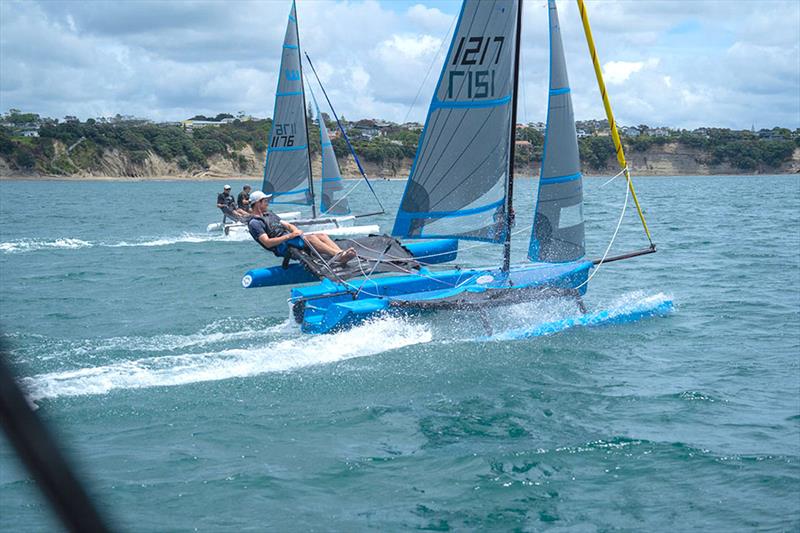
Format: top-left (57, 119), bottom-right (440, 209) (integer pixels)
top-left (345, 224), bottom-right (531, 265)
top-left (600, 166), bottom-right (627, 188)
top-left (299, 167), bottom-right (635, 302)
top-left (322, 176), bottom-right (366, 214)
top-left (574, 167), bottom-right (631, 291)
top-left (300, 236), bottom-right (356, 290)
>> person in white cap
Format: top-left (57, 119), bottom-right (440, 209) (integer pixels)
top-left (247, 190), bottom-right (357, 265)
top-left (216, 184), bottom-right (249, 221)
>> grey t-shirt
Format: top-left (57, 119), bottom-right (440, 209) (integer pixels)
top-left (248, 212), bottom-right (288, 242)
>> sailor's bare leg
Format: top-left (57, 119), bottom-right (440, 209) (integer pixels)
top-left (303, 234), bottom-right (356, 263)
top-left (303, 234), bottom-right (341, 257)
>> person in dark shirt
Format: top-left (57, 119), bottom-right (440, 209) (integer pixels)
top-left (237, 185), bottom-right (252, 211)
top-left (216, 184), bottom-right (250, 221)
top-left (247, 190), bottom-right (357, 264)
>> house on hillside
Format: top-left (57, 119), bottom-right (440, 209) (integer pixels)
top-left (350, 119), bottom-right (382, 140)
top-left (621, 126), bottom-right (641, 137)
top-left (401, 122), bottom-right (423, 132)
top-left (181, 118), bottom-right (234, 134)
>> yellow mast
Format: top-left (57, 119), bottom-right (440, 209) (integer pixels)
top-left (576, 0), bottom-right (655, 248)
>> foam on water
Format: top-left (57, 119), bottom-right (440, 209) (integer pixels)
top-left (484, 291), bottom-right (674, 341)
top-left (0, 233), bottom-right (236, 253)
top-left (21, 315), bottom-right (431, 401)
top-left (0, 238), bottom-right (93, 253)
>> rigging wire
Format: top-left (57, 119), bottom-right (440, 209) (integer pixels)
top-left (401, 14), bottom-right (458, 126)
top-left (295, 165), bottom-right (634, 310)
top-left (574, 167), bottom-right (631, 291)
top-left (303, 52), bottom-right (385, 214)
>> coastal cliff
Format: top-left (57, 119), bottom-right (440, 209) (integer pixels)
top-left (2, 140), bottom-right (797, 179)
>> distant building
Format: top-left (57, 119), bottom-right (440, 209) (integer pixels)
top-left (621, 126), bottom-right (641, 137)
top-left (514, 140), bottom-right (532, 149)
top-left (181, 119), bottom-right (230, 133)
top-left (401, 122), bottom-right (423, 131)
top-left (350, 119), bottom-right (382, 140)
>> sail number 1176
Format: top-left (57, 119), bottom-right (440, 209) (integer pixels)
top-left (271, 123), bottom-right (296, 148)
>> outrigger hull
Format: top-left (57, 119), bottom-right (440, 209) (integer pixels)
top-left (207, 211), bottom-right (301, 234)
top-left (289, 260), bottom-right (593, 334)
top-left (242, 239), bottom-right (459, 289)
top-left (208, 214), bottom-right (379, 238)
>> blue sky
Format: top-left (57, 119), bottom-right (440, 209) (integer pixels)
top-left (1, 0), bottom-right (798, 130)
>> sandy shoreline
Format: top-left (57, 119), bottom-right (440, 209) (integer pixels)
top-left (1, 172), bottom-right (796, 181)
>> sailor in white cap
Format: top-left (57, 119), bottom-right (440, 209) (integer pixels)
top-left (217, 184), bottom-right (250, 221)
top-left (247, 190), bottom-right (357, 264)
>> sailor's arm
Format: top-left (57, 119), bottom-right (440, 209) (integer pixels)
top-left (280, 221), bottom-right (302, 235)
top-left (257, 231), bottom-right (301, 249)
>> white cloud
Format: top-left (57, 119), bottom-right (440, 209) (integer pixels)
top-left (603, 59), bottom-right (660, 85)
top-left (0, 0), bottom-right (797, 129)
top-left (377, 34), bottom-right (441, 62)
top-left (407, 3), bottom-right (453, 32)
top-left (350, 65), bottom-right (371, 93)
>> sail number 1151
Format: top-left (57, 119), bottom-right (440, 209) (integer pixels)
top-left (447, 36), bottom-right (505, 100)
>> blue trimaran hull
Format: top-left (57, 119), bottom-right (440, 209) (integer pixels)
top-left (289, 260), bottom-right (593, 334)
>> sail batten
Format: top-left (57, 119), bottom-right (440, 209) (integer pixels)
top-left (528, 0), bottom-right (585, 263)
top-left (262, 1), bottom-right (313, 206)
top-left (392, 0), bottom-right (518, 242)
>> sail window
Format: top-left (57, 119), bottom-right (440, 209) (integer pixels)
top-left (558, 203), bottom-right (583, 229)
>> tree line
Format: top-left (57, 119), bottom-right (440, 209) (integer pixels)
top-left (1, 110), bottom-right (797, 175)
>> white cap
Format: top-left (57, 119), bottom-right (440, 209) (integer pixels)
top-left (223, 184), bottom-right (231, 190)
top-left (248, 190), bottom-right (272, 204)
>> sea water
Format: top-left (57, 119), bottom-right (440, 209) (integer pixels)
top-left (0, 175), bottom-right (798, 531)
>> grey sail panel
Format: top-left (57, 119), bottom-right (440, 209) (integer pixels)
top-left (392, 0), bottom-right (518, 242)
top-left (528, 0), bottom-right (585, 262)
top-left (318, 105), bottom-right (350, 215)
top-left (262, 1), bottom-right (312, 206)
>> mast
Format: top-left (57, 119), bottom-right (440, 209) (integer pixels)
top-left (503, 0), bottom-right (523, 273)
top-left (576, 0), bottom-right (653, 249)
top-left (293, 1), bottom-right (316, 218)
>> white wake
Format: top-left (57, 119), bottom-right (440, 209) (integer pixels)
top-left (22, 316), bottom-right (431, 401)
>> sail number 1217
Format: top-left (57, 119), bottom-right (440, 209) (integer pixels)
top-left (447, 36), bottom-right (505, 100)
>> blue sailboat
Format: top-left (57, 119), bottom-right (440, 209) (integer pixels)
top-left (212, 0), bottom-right (383, 237)
top-left (245, 0), bottom-right (657, 333)
top-left (261, 0), bottom-right (384, 237)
